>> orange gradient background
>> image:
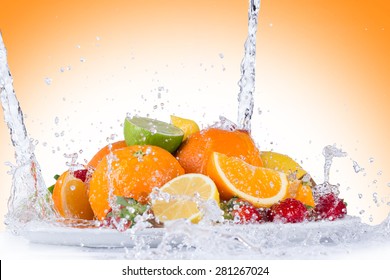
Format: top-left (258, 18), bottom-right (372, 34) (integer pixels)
top-left (0, 0), bottom-right (389, 231)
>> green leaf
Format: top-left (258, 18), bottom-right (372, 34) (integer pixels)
top-left (54, 174), bottom-right (60, 180)
top-left (116, 196), bottom-right (131, 207)
top-left (47, 185), bottom-right (55, 194)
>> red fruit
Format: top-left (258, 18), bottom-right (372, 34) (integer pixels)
top-left (268, 198), bottom-right (309, 223)
top-left (315, 193), bottom-right (347, 221)
top-left (73, 169), bottom-right (88, 182)
top-left (232, 204), bottom-right (263, 224)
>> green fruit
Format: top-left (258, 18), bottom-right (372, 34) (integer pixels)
top-left (124, 116), bottom-right (184, 153)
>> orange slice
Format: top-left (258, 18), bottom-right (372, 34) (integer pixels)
top-left (206, 152), bottom-right (289, 207)
top-left (295, 182), bottom-right (315, 207)
top-left (52, 171), bottom-right (94, 220)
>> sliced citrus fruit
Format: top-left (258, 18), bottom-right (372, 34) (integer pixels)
top-left (260, 151), bottom-right (307, 179)
top-left (176, 128), bottom-right (263, 174)
top-left (124, 116), bottom-right (184, 153)
top-left (295, 182), bottom-right (315, 207)
top-left (89, 145), bottom-right (184, 220)
top-left (206, 152), bottom-right (289, 207)
top-left (170, 115), bottom-right (200, 141)
top-left (52, 171), bottom-right (94, 220)
top-left (151, 174), bottom-right (220, 223)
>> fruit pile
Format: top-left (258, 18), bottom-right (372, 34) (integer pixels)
top-left (48, 115), bottom-right (347, 230)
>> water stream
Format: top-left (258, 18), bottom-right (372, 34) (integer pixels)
top-left (237, 0), bottom-right (261, 131)
top-left (0, 33), bottom-right (55, 232)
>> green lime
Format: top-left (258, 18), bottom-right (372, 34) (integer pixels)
top-left (124, 116), bottom-right (184, 153)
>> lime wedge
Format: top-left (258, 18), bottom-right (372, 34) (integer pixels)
top-left (124, 116), bottom-right (184, 153)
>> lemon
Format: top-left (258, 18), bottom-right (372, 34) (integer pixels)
top-left (124, 116), bottom-right (184, 153)
top-left (260, 151), bottom-right (307, 179)
top-left (170, 115), bottom-right (200, 141)
top-left (151, 174), bottom-right (220, 223)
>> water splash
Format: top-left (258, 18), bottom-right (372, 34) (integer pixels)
top-left (0, 33), bottom-right (55, 231)
top-left (322, 145), bottom-right (347, 183)
top-left (312, 145), bottom-right (347, 201)
top-left (237, 0), bottom-right (261, 131)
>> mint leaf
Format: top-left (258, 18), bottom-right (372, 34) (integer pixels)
top-left (116, 196), bottom-right (131, 207)
top-left (47, 185), bottom-right (55, 194)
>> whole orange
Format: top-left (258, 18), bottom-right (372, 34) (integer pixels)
top-left (89, 145), bottom-right (184, 220)
top-left (175, 128), bottom-right (263, 174)
top-left (88, 140), bottom-right (127, 169)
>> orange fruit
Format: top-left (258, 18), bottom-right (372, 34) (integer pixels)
top-left (88, 140), bottom-right (127, 169)
top-left (206, 152), bottom-right (289, 207)
top-left (175, 128), bottom-right (263, 174)
top-left (89, 145), bottom-right (184, 220)
top-left (294, 182), bottom-right (315, 207)
top-left (52, 171), bottom-right (94, 220)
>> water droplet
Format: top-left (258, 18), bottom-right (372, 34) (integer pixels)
top-left (76, 44), bottom-right (81, 49)
top-left (377, 170), bottom-right (382, 176)
top-left (80, 57), bottom-right (86, 63)
top-left (369, 157), bottom-right (374, 163)
top-left (373, 193), bottom-right (378, 204)
top-left (96, 36), bottom-right (101, 41)
top-left (54, 117), bottom-right (59, 125)
top-left (54, 132), bottom-right (60, 137)
top-left (352, 161), bottom-right (364, 173)
top-left (359, 210), bottom-right (365, 215)
top-left (269, 23), bottom-right (273, 27)
top-left (44, 77), bottom-right (52, 85)
top-left (153, 105), bottom-right (158, 110)
top-left (145, 147), bottom-right (152, 155)
top-left (219, 53), bottom-right (224, 59)
top-left (70, 185), bottom-right (76, 191)
top-left (60, 67), bottom-right (65, 73)
top-left (387, 182), bottom-right (390, 187)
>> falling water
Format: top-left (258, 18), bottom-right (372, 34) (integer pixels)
top-left (237, 0), bottom-right (261, 131)
top-left (0, 33), bottom-right (55, 232)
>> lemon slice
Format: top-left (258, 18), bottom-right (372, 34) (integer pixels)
top-left (170, 115), bottom-right (200, 141)
top-left (151, 174), bottom-right (220, 223)
top-left (124, 116), bottom-right (184, 153)
top-left (206, 152), bottom-right (290, 207)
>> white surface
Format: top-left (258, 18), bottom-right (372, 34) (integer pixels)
top-left (0, 230), bottom-right (389, 260)
top-left (1, 216), bottom-right (390, 260)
